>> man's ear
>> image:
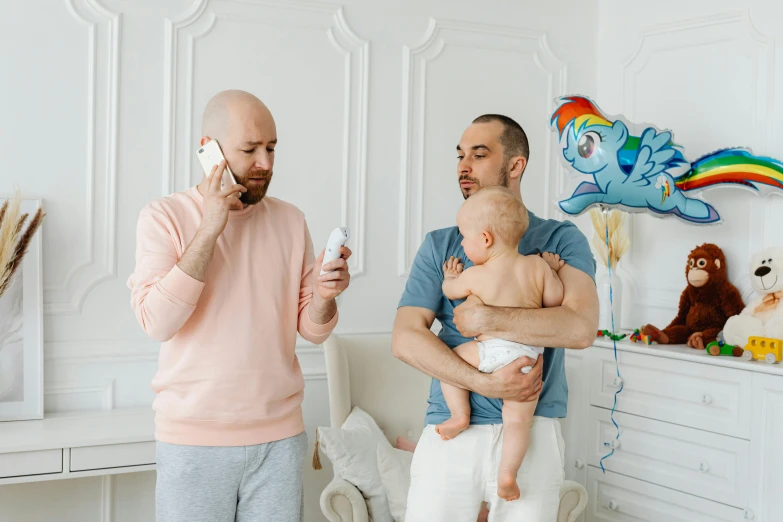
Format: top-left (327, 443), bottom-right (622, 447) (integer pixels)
top-left (509, 156), bottom-right (527, 182)
top-left (200, 136), bottom-right (212, 146)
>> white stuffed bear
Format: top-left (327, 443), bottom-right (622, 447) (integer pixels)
top-left (724, 246), bottom-right (783, 348)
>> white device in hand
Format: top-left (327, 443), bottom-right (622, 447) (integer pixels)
top-left (196, 139), bottom-right (238, 190)
top-left (320, 227), bottom-right (350, 275)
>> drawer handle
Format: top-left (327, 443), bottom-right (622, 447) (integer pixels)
top-left (701, 393), bottom-right (713, 405)
top-left (744, 509), bottom-right (755, 520)
top-left (699, 462), bottom-right (710, 473)
top-left (574, 459), bottom-right (584, 470)
top-left (604, 439), bottom-right (621, 450)
top-left (607, 500), bottom-right (619, 511)
top-left (610, 377), bottom-right (624, 388)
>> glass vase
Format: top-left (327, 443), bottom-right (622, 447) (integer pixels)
top-left (596, 265), bottom-right (623, 333)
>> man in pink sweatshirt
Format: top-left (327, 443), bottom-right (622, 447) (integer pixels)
top-left (127, 89), bottom-right (350, 522)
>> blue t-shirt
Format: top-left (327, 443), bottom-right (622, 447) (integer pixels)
top-left (398, 211), bottom-right (596, 425)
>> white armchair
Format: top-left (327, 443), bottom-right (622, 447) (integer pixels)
top-left (318, 334), bottom-right (587, 522)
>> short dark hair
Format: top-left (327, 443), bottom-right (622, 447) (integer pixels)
top-left (472, 114), bottom-right (530, 167)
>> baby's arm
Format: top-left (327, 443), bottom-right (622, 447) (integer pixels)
top-left (538, 256), bottom-right (565, 308)
top-left (442, 257), bottom-right (473, 300)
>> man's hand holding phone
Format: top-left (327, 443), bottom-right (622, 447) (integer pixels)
top-left (199, 160), bottom-right (247, 239)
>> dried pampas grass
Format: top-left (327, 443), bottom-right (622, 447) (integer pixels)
top-left (0, 190), bottom-right (45, 298)
top-left (589, 207), bottom-right (629, 268)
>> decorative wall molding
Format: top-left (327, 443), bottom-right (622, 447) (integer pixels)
top-left (45, 380), bottom-right (115, 412)
top-left (162, 0), bottom-right (368, 276)
top-left (329, 7), bottom-right (369, 277)
top-left (46, 341), bottom-right (160, 365)
top-left (295, 346), bottom-right (324, 356)
top-left (397, 18), bottom-right (567, 276)
top-left (622, 10), bottom-right (773, 153)
top-left (44, 339), bottom-right (342, 366)
top-left (621, 10), bottom-right (774, 308)
top-left (48, 0), bottom-right (121, 315)
top-left (302, 368), bottom-right (327, 381)
top-left (332, 329), bottom-right (394, 337)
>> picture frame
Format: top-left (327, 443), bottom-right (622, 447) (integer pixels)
top-left (0, 198), bottom-right (44, 421)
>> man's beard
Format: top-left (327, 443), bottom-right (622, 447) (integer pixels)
top-left (237, 169), bottom-right (273, 205)
top-left (460, 163), bottom-right (510, 200)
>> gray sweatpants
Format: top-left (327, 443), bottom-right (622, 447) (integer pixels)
top-left (155, 431), bottom-right (307, 522)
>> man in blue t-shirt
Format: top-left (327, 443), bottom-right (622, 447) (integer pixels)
top-left (393, 114), bottom-right (598, 521)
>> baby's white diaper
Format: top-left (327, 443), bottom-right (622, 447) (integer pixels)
top-left (477, 338), bottom-right (545, 374)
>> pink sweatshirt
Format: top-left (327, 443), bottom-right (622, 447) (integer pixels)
top-left (127, 187), bottom-right (337, 446)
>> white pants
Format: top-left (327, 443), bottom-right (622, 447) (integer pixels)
top-left (405, 418), bottom-right (564, 522)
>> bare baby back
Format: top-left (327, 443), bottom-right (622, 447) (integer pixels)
top-left (468, 253), bottom-right (548, 311)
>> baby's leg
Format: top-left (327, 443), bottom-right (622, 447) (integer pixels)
top-left (497, 397), bottom-right (538, 502)
top-left (436, 341), bottom-right (480, 440)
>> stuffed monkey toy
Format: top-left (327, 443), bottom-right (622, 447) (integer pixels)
top-left (642, 243), bottom-right (745, 349)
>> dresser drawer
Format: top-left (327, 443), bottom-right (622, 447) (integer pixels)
top-left (0, 449), bottom-right (62, 479)
top-left (586, 467), bottom-right (745, 522)
top-left (588, 348), bottom-right (752, 438)
top-left (70, 441), bottom-right (155, 472)
top-left (587, 407), bottom-right (749, 508)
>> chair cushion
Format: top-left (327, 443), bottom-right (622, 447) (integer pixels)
top-left (376, 444), bottom-right (414, 522)
top-left (317, 406), bottom-right (393, 522)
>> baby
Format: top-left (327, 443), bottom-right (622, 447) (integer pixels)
top-left (439, 186), bottom-right (565, 502)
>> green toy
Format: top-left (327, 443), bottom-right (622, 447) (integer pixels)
top-left (597, 330), bottom-right (626, 342)
top-left (705, 340), bottom-right (743, 357)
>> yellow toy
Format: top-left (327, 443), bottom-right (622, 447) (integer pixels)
top-left (741, 336), bottom-right (783, 364)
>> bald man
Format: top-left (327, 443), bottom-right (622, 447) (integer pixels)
top-left (127, 90), bottom-right (352, 522)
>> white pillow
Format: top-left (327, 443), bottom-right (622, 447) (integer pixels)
top-left (316, 407), bottom-right (393, 522)
top-left (376, 445), bottom-right (414, 522)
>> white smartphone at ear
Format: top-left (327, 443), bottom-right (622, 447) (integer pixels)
top-left (196, 139), bottom-right (238, 190)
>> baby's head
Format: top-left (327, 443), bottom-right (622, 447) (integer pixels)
top-left (457, 186), bottom-right (529, 265)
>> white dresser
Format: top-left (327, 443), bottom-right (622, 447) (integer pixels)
top-left (0, 408), bottom-right (155, 486)
top-left (562, 338), bottom-right (783, 522)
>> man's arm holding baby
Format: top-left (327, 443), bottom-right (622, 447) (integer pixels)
top-left (455, 263), bottom-right (598, 349)
top-left (393, 307), bottom-right (543, 402)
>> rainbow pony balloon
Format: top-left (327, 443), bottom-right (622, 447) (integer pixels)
top-left (550, 95), bottom-right (783, 224)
